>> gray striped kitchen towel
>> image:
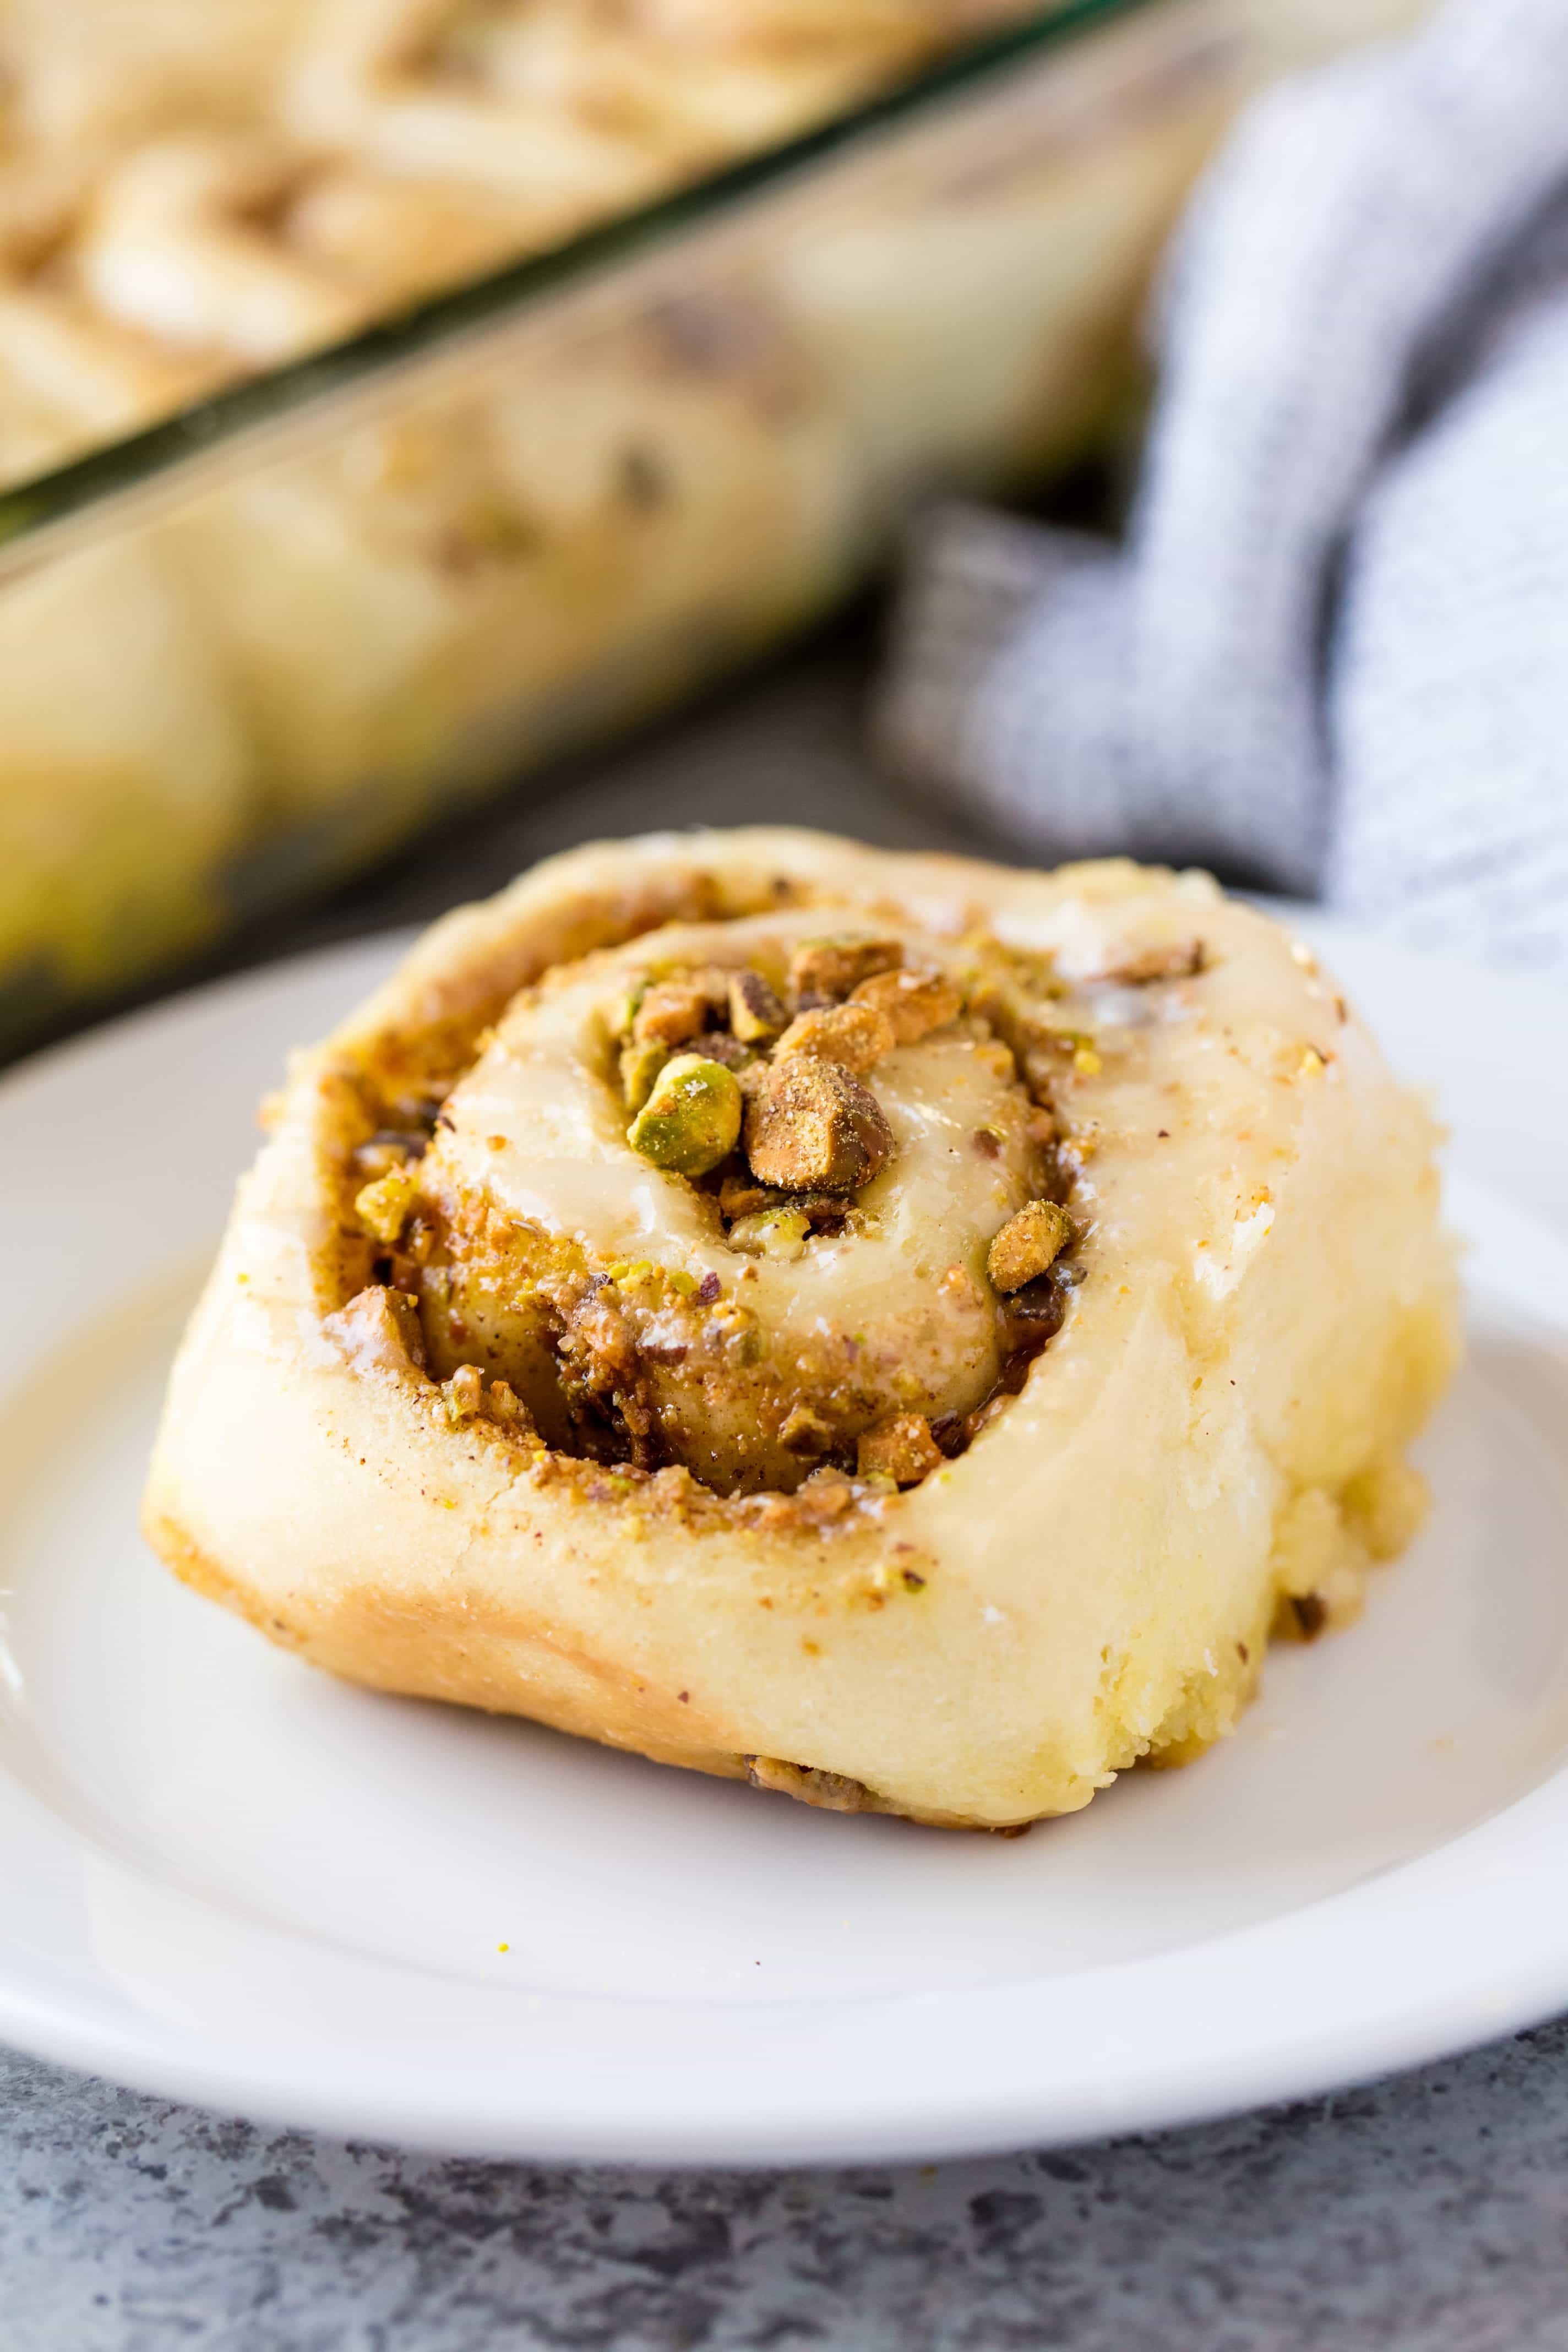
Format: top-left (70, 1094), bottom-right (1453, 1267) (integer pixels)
top-left (875, 0), bottom-right (1568, 974)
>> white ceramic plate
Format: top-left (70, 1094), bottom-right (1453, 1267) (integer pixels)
top-left (1, 917), bottom-right (1566, 2166)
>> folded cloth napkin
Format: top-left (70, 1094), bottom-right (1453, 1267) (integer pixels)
top-left (874, 0), bottom-right (1568, 975)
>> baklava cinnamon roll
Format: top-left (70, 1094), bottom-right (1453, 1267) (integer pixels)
top-left (143, 831), bottom-right (1458, 1828)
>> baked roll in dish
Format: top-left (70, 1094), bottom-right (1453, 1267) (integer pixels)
top-left (0, 0), bottom-right (1044, 490)
top-left (143, 830), bottom-right (1458, 1828)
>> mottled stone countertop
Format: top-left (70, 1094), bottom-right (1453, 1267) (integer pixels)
top-left (6, 647), bottom-right (1567, 2350)
top-left (11, 2024), bottom-right (1568, 2352)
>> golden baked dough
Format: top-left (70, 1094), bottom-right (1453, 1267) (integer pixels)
top-left (143, 830), bottom-right (1458, 1828)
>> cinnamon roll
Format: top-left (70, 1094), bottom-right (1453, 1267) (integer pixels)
top-left (143, 831), bottom-right (1458, 1828)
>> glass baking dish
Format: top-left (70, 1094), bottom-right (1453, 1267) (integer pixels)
top-left (0, 0), bottom-right (1427, 1057)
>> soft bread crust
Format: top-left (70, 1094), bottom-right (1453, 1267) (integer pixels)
top-left (143, 830), bottom-right (1458, 1827)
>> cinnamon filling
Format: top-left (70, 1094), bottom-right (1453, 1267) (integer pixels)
top-left (329, 910), bottom-right (1151, 1501)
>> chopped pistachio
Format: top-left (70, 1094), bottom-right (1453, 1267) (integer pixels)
top-left (956, 933), bottom-right (1065, 1005)
top-left (486, 1378), bottom-right (535, 1433)
top-left (1007, 943), bottom-right (1064, 996)
top-left (443, 1363), bottom-right (484, 1425)
top-left (355, 1166), bottom-right (417, 1244)
top-left (744, 1055), bottom-right (894, 1195)
top-left (631, 973), bottom-right (723, 1048)
top-left (728, 1206), bottom-right (810, 1261)
top-left (780, 1403), bottom-right (834, 1455)
top-left (721, 1175), bottom-right (845, 1238)
top-left (1019, 1016), bottom-right (1096, 1061)
top-left (961, 973), bottom-right (1018, 1035)
top-left (710, 1301), bottom-right (764, 1365)
top-left (606, 980), bottom-right (646, 1040)
top-left (857, 1414), bottom-right (943, 1486)
top-left (619, 1036), bottom-right (668, 1112)
top-left (325, 1282), bottom-right (427, 1373)
top-left (788, 935), bottom-right (903, 1005)
top-left (718, 1168), bottom-right (772, 1220)
top-left (987, 1199), bottom-right (1074, 1293)
top-left (728, 967), bottom-right (787, 1042)
top-left (609, 1258), bottom-right (656, 1288)
top-left (774, 1000), bottom-right (896, 1075)
top-left (627, 1053), bottom-right (743, 1177)
top-left (795, 1192), bottom-right (853, 1229)
top-left (850, 965), bottom-right (962, 1044)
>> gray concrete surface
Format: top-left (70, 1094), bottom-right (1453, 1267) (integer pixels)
top-left (9, 2027), bottom-right (1568, 2350)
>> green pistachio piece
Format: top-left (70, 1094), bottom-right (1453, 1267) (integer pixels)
top-left (355, 1167), bottom-right (417, 1244)
top-left (627, 1054), bottom-right (742, 1177)
top-left (605, 979), bottom-right (647, 1041)
top-left (619, 1036), bottom-right (668, 1112)
top-left (728, 1206), bottom-right (810, 1262)
top-left (728, 967), bottom-right (787, 1042)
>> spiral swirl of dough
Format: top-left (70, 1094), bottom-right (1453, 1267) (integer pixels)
top-left (398, 902), bottom-right (1070, 1495)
